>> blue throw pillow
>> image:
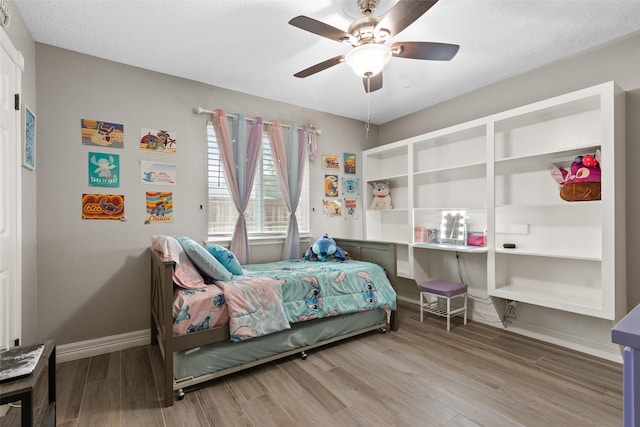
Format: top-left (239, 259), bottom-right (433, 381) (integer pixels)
top-left (206, 244), bottom-right (244, 275)
top-left (174, 236), bottom-right (232, 282)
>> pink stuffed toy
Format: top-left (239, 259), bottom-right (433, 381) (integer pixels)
top-left (551, 149), bottom-right (601, 201)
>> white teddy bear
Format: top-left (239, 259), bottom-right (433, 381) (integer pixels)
top-left (369, 181), bottom-right (393, 210)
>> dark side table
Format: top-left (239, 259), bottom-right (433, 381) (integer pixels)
top-left (0, 339), bottom-right (56, 426)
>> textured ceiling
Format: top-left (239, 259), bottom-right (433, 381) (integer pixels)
top-left (14, 0), bottom-right (640, 124)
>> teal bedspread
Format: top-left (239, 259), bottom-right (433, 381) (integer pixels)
top-left (217, 259), bottom-right (397, 341)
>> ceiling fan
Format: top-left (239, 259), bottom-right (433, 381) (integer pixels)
top-left (289, 0), bottom-right (460, 93)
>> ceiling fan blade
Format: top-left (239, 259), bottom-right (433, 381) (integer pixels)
top-left (375, 0), bottom-right (439, 38)
top-left (391, 41), bottom-right (460, 61)
top-left (294, 55), bottom-right (344, 78)
top-left (363, 72), bottom-right (383, 93)
top-left (288, 16), bottom-right (350, 43)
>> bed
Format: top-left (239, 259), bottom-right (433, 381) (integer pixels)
top-left (150, 237), bottom-right (398, 407)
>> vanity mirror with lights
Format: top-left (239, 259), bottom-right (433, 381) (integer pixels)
top-left (439, 210), bottom-right (466, 245)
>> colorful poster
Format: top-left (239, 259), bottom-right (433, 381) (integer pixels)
top-left (344, 153), bottom-right (356, 174)
top-left (82, 194), bottom-right (125, 220)
top-left (81, 119), bottom-right (124, 148)
top-left (141, 161), bottom-right (176, 185)
top-left (88, 152), bottom-right (119, 187)
top-left (145, 192), bottom-right (173, 224)
top-left (325, 174), bottom-right (339, 197)
top-left (342, 177), bottom-right (359, 195)
top-left (322, 153), bottom-right (340, 170)
top-left (344, 198), bottom-right (358, 220)
top-left (323, 199), bottom-right (341, 217)
top-left (140, 128), bottom-right (177, 154)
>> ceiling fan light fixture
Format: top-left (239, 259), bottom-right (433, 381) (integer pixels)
top-left (344, 43), bottom-right (391, 77)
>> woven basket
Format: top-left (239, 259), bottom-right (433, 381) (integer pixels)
top-left (560, 182), bottom-right (601, 202)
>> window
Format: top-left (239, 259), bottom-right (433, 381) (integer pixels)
top-left (207, 123), bottom-right (310, 237)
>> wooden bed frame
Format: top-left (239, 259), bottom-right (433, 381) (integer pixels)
top-left (150, 238), bottom-right (398, 407)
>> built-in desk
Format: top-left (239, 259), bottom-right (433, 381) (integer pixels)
top-left (0, 340), bottom-right (56, 427)
top-left (612, 304), bottom-right (640, 427)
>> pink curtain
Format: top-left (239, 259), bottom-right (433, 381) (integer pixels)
top-left (267, 121), bottom-right (308, 259)
top-left (211, 110), bottom-right (263, 264)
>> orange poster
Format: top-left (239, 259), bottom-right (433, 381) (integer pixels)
top-left (82, 194), bottom-right (125, 220)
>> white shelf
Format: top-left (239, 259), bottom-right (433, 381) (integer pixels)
top-left (363, 81), bottom-right (625, 320)
top-left (365, 173), bottom-right (408, 184)
top-left (490, 285), bottom-right (602, 317)
top-left (413, 243), bottom-right (488, 253)
top-left (494, 248), bottom-right (600, 262)
top-left (366, 208), bottom-right (408, 213)
top-left (494, 145), bottom-right (601, 170)
top-left (413, 162), bottom-right (486, 182)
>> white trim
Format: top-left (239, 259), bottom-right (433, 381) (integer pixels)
top-left (0, 26), bottom-right (24, 71)
top-left (500, 320), bottom-right (623, 364)
top-left (402, 298), bottom-right (623, 363)
top-left (207, 235), bottom-right (313, 247)
top-left (398, 295), bottom-right (419, 305)
top-left (1, 25), bottom-right (23, 348)
top-left (55, 297), bottom-right (624, 364)
top-left (56, 330), bottom-right (150, 363)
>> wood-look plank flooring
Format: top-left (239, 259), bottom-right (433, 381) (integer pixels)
top-left (2, 303), bottom-right (623, 426)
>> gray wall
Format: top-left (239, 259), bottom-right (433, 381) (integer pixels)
top-left (33, 44), bottom-right (376, 345)
top-left (379, 31), bottom-right (640, 357)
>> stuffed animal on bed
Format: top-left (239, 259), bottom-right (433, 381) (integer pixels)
top-left (551, 149), bottom-right (601, 201)
top-left (370, 181), bottom-right (392, 210)
top-left (304, 234), bottom-right (349, 262)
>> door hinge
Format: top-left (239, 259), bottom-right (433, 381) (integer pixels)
top-left (14, 93), bottom-right (20, 110)
top-left (14, 338), bottom-right (20, 347)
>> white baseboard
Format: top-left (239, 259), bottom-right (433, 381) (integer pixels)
top-left (397, 295), bottom-right (420, 305)
top-left (56, 330), bottom-right (150, 363)
top-left (400, 297), bottom-right (623, 363)
top-left (499, 320), bottom-right (623, 363)
top-left (55, 299), bottom-right (624, 365)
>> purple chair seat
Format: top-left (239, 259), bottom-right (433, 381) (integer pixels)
top-left (418, 280), bottom-right (467, 298)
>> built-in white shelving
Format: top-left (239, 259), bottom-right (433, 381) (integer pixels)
top-left (363, 81), bottom-right (626, 320)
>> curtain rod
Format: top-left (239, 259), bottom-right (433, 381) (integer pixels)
top-left (193, 107), bottom-right (321, 134)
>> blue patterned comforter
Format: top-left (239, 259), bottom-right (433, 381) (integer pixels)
top-left (216, 259), bottom-right (397, 341)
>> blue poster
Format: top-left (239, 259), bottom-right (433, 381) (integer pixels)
top-left (88, 152), bottom-right (120, 187)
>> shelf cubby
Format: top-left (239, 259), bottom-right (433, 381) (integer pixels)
top-left (493, 252), bottom-right (604, 317)
top-left (413, 124), bottom-right (487, 174)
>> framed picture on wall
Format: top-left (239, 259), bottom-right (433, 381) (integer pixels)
top-left (321, 153), bottom-right (340, 170)
top-left (22, 105), bottom-right (36, 170)
top-left (343, 153), bottom-right (356, 174)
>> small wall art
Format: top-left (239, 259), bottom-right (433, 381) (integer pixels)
top-left (140, 128), bottom-right (177, 154)
top-left (82, 194), bottom-right (125, 220)
top-left (88, 152), bottom-right (119, 187)
top-left (342, 177), bottom-right (359, 196)
top-left (344, 198), bottom-right (358, 220)
top-left (145, 191), bottom-right (173, 224)
top-left (22, 104), bottom-right (36, 170)
top-left (321, 153), bottom-right (340, 170)
top-left (325, 174), bottom-right (339, 197)
top-left (322, 199), bottom-right (342, 217)
top-left (343, 153), bottom-right (356, 174)
top-left (141, 160), bottom-right (176, 185)
top-left (81, 119), bottom-right (124, 148)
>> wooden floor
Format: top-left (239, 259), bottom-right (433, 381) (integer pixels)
top-left (4, 304), bottom-right (624, 426)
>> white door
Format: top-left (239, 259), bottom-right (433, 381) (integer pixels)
top-left (0, 28), bottom-right (23, 349)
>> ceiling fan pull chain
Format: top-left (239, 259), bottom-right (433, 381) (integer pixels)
top-left (365, 74), bottom-right (371, 138)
